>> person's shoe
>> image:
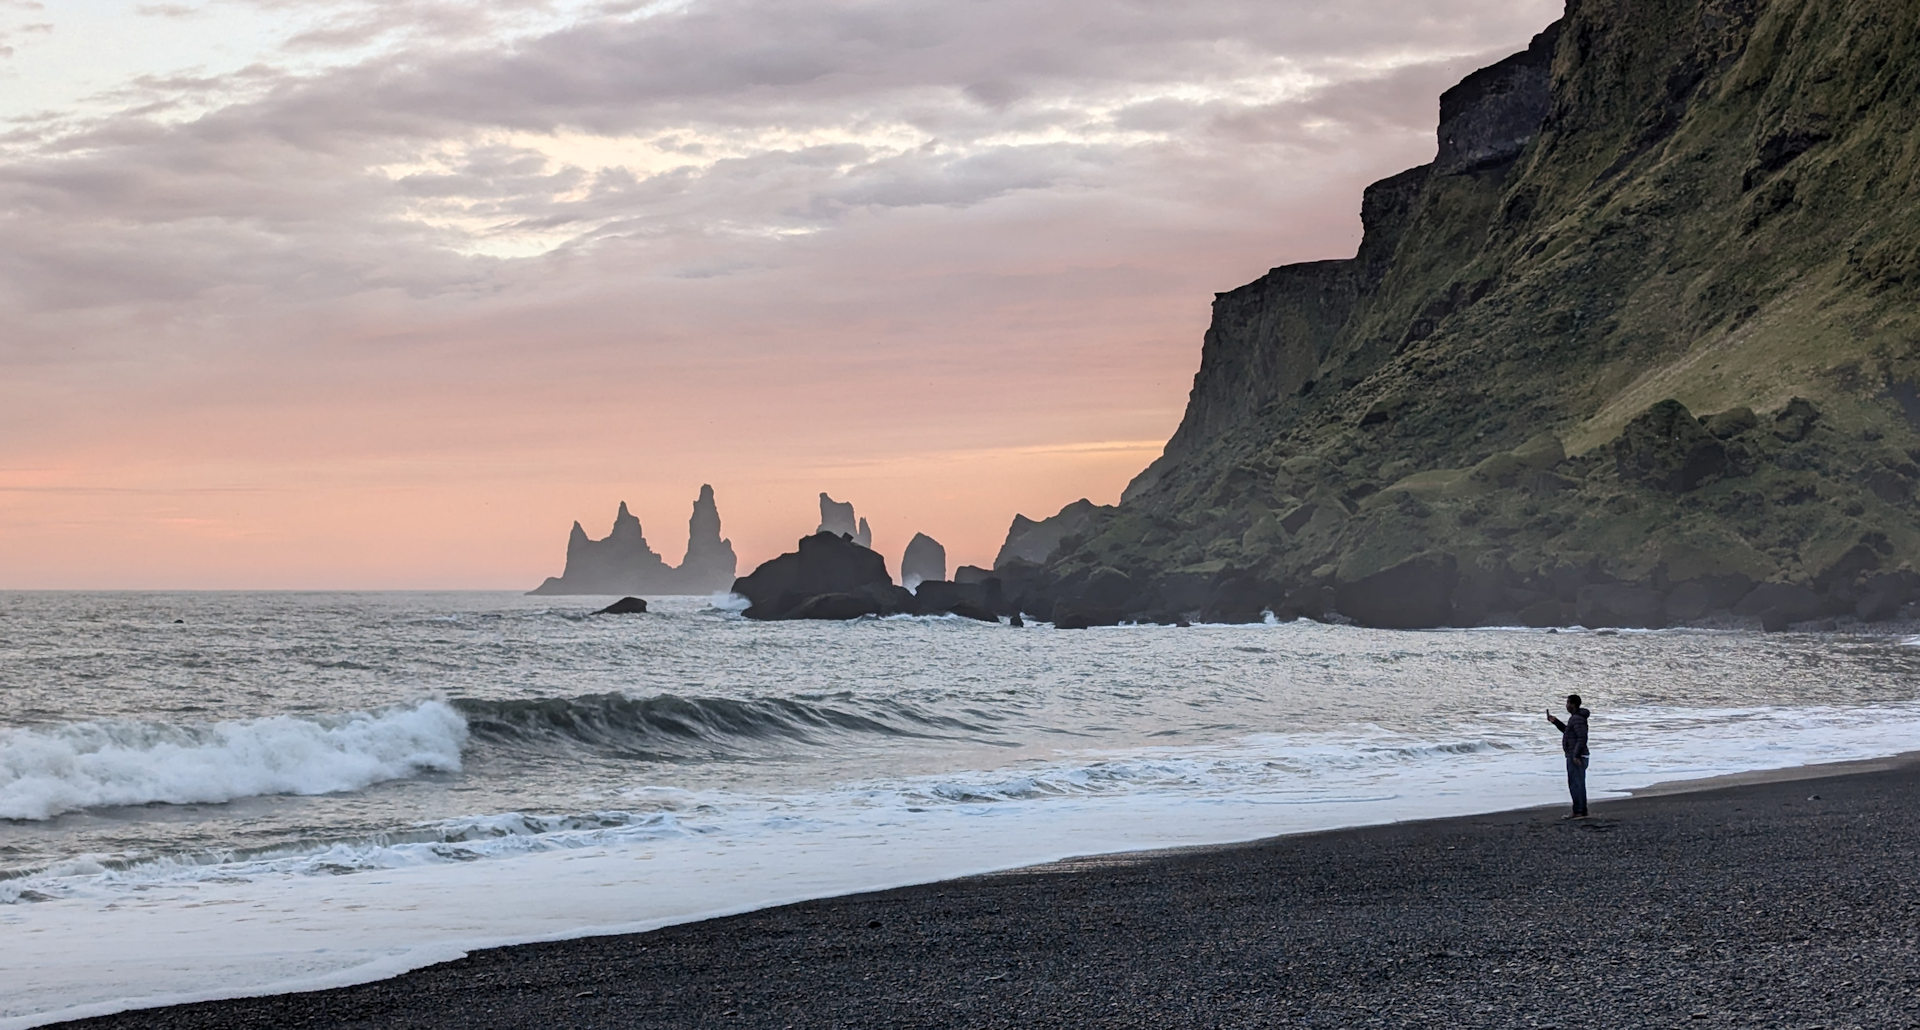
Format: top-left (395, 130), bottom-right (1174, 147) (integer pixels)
top-left (1560, 812), bottom-right (1581, 820)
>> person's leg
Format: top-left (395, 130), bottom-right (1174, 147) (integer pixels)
top-left (1567, 756), bottom-right (1588, 816)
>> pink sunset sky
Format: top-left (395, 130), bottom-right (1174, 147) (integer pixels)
top-left (0, 0), bottom-right (1558, 589)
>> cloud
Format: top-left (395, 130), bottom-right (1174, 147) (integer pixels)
top-left (0, 0), bottom-right (1562, 585)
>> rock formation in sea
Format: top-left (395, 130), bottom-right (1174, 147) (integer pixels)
top-left (995, 1), bottom-right (1920, 630)
top-left (815, 494), bottom-right (874, 549)
top-left (676, 484), bottom-right (738, 594)
top-left (817, 494), bottom-right (856, 537)
top-left (901, 533), bottom-right (947, 588)
top-left (730, 532), bottom-right (914, 620)
top-left (530, 485), bottom-right (738, 595)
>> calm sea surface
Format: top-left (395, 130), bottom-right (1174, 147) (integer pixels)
top-left (3, 592), bottom-right (1917, 1026)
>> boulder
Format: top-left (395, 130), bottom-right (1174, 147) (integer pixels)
top-left (731, 532), bottom-right (913, 620)
top-left (1052, 603), bottom-right (1124, 630)
top-left (594, 596), bottom-right (650, 615)
top-left (1734, 581), bottom-right (1830, 632)
top-left (1611, 400), bottom-right (1730, 492)
top-left (1201, 572), bottom-right (1277, 624)
top-left (945, 600), bottom-right (1001, 624)
top-left (786, 592), bottom-right (885, 621)
top-left (901, 533), bottom-right (947, 588)
top-left (1334, 553), bottom-right (1459, 629)
top-left (1703, 407), bottom-right (1759, 439)
top-left (911, 579), bottom-right (998, 619)
top-left (1575, 584), bottom-right (1666, 628)
top-left (1663, 575), bottom-right (1755, 622)
top-left (1854, 571), bottom-right (1920, 622)
top-left (1772, 397), bottom-right (1820, 443)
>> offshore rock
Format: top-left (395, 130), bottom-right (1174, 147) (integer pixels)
top-left (532, 487), bottom-right (738, 595)
top-left (901, 533), bottom-right (947, 588)
top-left (594, 597), bottom-right (650, 615)
top-left (817, 494), bottom-right (857, 538)
top-left (676, 485), bottom-right (738, 594)
top-left (731, 532), bottom-right (913, 621)
top-left (530, 502), bottom-right (673, 595)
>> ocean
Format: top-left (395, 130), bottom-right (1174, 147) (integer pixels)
top-left (3, 591), bottom-right (1917, 1027)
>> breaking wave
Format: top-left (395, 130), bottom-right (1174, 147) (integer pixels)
top-left (451, 692), bottom-right (995, 760)
top-left (0, 704), bottom-right (467, 822)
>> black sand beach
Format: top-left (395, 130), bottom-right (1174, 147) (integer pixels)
top-left (61, 761), bottom-right (1920, 1029)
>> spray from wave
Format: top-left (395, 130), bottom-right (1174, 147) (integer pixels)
top-left (0, 703), bottom-right (467, 822)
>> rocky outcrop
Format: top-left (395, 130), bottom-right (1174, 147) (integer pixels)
top-left (901, 533), bottom-right (947, 588)
top-left (1434, 24), bottom-right (1558, 175)
top-left (993, 499), bottom-right (1113, 568)
top-left (594, 597), bottom-right (650, 615)
top-left (818, 494), bottom-right (857, 538)
top-left (815, 494), bottom-right (873, 548)
top-left (730, 532), bottom-right (914, 621)
top-left (1023, 0), bottom-right (1920, 630)
top-left (531, 486), bottom-right (738, 595)
top-left (676, 485), bottom-right (738, 593)
top-left (530, 502), bottom-right (673, 595)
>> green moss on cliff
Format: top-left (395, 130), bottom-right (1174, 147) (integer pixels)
top-left (1062, 0), bottom-right (1920, 627)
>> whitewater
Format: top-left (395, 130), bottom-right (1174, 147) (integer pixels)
top-left (3, 592), bottom-right (1918, 1028)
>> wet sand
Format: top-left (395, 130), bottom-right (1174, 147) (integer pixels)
top-left (58, 758), bottom-right (1920, 1029)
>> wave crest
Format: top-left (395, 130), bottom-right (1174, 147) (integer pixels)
top-left (0, 703), bottom-right (467, 821)
top-left (453, 693), bottom-right (988, 760)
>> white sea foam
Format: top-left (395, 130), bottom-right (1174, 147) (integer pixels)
top-left (0, 702), bottom-right (467, 821)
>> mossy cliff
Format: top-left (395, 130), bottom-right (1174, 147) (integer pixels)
top-left (1023, 0), bottom-right (1920, 629)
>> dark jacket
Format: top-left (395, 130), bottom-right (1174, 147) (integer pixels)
top-left (1558, 707), bottom-right (1590, 758)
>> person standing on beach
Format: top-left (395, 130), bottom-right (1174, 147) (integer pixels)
top-left (1547, 694), bottom-right (1591, 818)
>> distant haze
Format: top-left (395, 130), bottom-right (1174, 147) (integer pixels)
top-left (0, 0), bottom-right (1557, 588)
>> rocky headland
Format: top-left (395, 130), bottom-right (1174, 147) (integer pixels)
top-left (986, 0), bottom-right (1920, 630)
top-left (530, 485), bottom-right (738, 596)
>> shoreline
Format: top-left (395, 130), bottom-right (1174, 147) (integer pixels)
top-left (47, 750), bottom-right (1920, 1029)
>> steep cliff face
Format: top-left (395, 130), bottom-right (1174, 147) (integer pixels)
top-left (1127, 27), bottom-right (1558, 501)
top-left (1053, 0), bottom-right (1920, 629)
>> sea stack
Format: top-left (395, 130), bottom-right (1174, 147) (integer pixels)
top-left (676, 484), bottom-right (738, 594)
top-left (816, 493), bottom-right (873, 549)
top-left (530, 487), bottom-right (738, 595)
top-left (901, 533), bottom-right (947, 589)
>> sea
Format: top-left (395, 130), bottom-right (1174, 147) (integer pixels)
top-left (3, 591), bottom-right (1918, 1027)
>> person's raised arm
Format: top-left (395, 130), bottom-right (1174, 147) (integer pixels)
top-left (1546, 711), bottom-right (1566, 731)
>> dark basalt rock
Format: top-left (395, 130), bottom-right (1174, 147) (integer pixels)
top-left (594, 596), bottom-right (650, 615)
top-left (1051, 603), bottom-right (1125, 630)
top-left (1772, 397), bottom-right (1821, 443)
top-left (675, 485), bottom-right (738, 594)
top-left (731, 532), bottom-right (913, 621)
top-left (1612, 400), bottom-right (1731, 493)
top-left (1575, 584), bottom-right (1666, 629)
top-left (994, 500), bottom-right (1112, 568)
top-left (901, 533), bottom-right (947, 588)
top-left (943, 601), bottom-right (1001, 624)
top-left (532, 486), bottom-right (737, 595)
top-left (1734, 581), bottom-right (1832, 632)
top-left (1334, 554), bottom-right (1459, 629)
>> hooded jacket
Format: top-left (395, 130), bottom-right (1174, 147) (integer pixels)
top-left (1560, 707), bottom-right (1590, 758)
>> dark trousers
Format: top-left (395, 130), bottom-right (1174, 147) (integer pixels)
top-left (1566, 754), bottom-right (1589, 814)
